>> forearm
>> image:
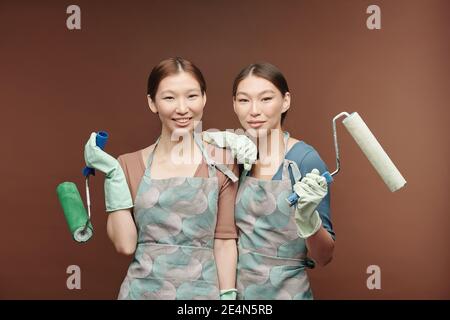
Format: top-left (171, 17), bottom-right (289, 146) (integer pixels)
top-left (305, 226), bottom-right (334, 267)
top-left (106, 210), bottom-right (137, 256)
top-left (214, 239), bottom-right (237, 290)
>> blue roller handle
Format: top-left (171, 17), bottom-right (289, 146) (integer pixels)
top-left (286, 171), bottom-right (334, 206)
top-left (82, 131), bottom-right (109, 177)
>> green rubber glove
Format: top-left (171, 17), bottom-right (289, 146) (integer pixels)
top-left (84, 132), bottom-right (133, 212)
top-left (220, 288), bottom-right (238, 300)
top-left (293, 168), bottom-right (328, 239)
top-left (203, 131), bottom-right (257, 171)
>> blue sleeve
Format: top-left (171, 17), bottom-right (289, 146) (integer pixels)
top-left (277, 142), bottom-right (335, 240)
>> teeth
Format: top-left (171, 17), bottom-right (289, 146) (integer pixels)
top-left (174, 118), bottom-right (190, 122)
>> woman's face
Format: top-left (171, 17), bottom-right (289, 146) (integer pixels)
top-left (148, 71), bottom-right (206, 135)
top-left (233, 75), bottom-right (290, 135)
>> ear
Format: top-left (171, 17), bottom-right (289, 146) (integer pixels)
top-left (147, 95), bottom-right (158, 114)
top-left (281, 92), bottom-right (291, 113)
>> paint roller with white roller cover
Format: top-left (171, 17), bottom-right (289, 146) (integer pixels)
top-left (286, 112), bottom-right (406, 206)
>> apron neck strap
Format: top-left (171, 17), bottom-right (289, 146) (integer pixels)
top-left (283, 160), bottom-right (302, 182)
top-left (146, 136), bottom-right (160, 170)
top-left (283, 131), bottom-right (290, 155)
top-left (193, 131), bottom-right (217, 178)
top-left (281, 131), bottom-right (301, 182)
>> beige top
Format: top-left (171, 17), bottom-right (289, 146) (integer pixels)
top-left (118, 143), bottom-right (239, 239)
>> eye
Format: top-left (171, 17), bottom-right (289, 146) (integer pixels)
top-left (238, 98), bottom-right (249, 103)
top-left (262, 96), bottom-right (273, 102)
top-left (163, 96), bottom-right (174, 101)
top-left (188, 94), bottom-right (199, 99)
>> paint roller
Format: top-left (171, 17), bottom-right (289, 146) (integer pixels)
top-left (56, 131), bottom-right (109, 242)
top-left (286, 112), bottom-right (406, 206)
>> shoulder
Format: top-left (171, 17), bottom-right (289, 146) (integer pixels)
top-left (118, 144), bottom-right (155, 170)
top-left (286, 137), bottom-right (315, 159)
top-left (286, 137), bottom-right (302, 152)
top-left (286, 138), bottom-right (328, 172)
top-left (118, 150), bottom-right (140, 165)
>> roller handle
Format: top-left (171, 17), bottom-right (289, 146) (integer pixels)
top-left (82, 131), bottom-right (109, 177)
top-left (286, 171), bottom-right (333, 206)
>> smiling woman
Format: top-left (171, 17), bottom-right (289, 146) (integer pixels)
top-left (230, 62), bottom-right (335, 300)
top-left (103, 57), bottom-right (240, 300)
top-left (233, 62), bottom-right (291, 128)
top-left (146, 57), bottom-right (206, 132)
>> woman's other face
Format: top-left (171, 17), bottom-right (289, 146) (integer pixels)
top-left (148, 71), bottom-right (206, 135)
top-left (233, 75), bottom-right (290, 135)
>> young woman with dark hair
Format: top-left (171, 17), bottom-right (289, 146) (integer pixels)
top-left (85, 57), bottom-right (241, 300)
top-left (205, 62), bottom-right (335, 300)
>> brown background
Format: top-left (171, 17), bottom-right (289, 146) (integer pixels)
top-left (1, 0), bottom-right (449, 299)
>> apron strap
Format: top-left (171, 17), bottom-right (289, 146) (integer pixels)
top-left (215, 163), bottom-right (238, 182)
top-left (144, 136), bottom-right (160, 178)
top-left (193, 131), bottom-right (216, 178)
top-left (194, 131), bottom-right (238, 182)
top-left (283, 131), bottom-right (290, 154)
top-left (281, 131), bottom-right (302, 182)
top-left (285, 160), bottom-right (302, 182)
top-left (281, 131), bottom-right (302, 183)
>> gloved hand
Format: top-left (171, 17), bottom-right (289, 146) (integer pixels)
top-left (202, 131), bottom-right (257, 171)
top-left (84, 132), bottom-right (133, 212)
top-left (293, 169), bottom-right (328, 239)
top-left (220, 288), bottom-right (238, 300)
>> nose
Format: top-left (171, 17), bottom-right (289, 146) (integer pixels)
top-left (250, 101), bottom-right (260, 117)
top-left (176, 98), bottom-right (189, 114)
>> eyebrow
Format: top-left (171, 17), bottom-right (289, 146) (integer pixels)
top-left (259, 90), bottom-right (276, 95)
top-left (186, 89), bottom-right (201, 93)
top-left (236, 90), bottom-right (276, 96)
top-left (159, 88), bottom-right (201, 95)
top-left (159, 90), bottom-right (175, 95)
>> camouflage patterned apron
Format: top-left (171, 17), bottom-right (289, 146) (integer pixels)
top-left (118, 133), bottom-right (222, 300)
top-left (236, 131), bottom-right (316, 300)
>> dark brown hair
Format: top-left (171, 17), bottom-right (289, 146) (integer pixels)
top-left (147, 57), bottom-right (206, 100)
top-left (232, 62), bottom-right (290, 124)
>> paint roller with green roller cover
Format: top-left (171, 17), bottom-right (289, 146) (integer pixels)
top-left (56, 131), bottom-right (109, 242)
top-left (56, 182), bottom-right (93, 242)
top-left (286, 112), bottom-right (406, 206)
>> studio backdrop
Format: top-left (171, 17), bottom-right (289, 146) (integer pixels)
top-left (1, 0), bottom-right (449, 299)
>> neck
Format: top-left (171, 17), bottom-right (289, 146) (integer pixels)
top-left (257, 126), bottom-right (285, 161)
top-left (159, 126), bottom-right (195, 153)
top-left (157, 126), bottom-right (198, 164)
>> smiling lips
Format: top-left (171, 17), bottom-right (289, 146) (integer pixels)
top-left (247, 120), bottom-right (266, 128)
top-left (173, 117), bottom-right (192, 127)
